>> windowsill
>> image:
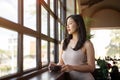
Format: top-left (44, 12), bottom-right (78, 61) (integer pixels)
top-left (10, 67), bottom-right (66, 80)
top-left (29, 71), bottom-right (65, 80)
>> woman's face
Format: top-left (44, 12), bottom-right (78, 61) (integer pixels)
top-left (66, 17), bottom-right (78, 34)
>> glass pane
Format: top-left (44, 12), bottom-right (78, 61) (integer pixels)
top-left (91, 29), bottom-right (120, 69)
top-left (0, 0), bottom-right (18, 23)
top-left (50, 15), bottom-right (54, 38)
top-left (58, 23), bottom-right (61, 41)
top-left (41, 6), bottom-right (48, 35)
top-left (24, 0), bottom-right (36, 31)
top-left (50, 42), bottom-right (54, 62)
top-left (58, 1), bottom-right (61, 19)
top-left (41, 40), bottom-right (48, 66)
top-left (90, 29), bottom-right (111, 59)
top-left (23, 35), bottom-right (36, 70)
top-left (59, 43), bottom-right (61, 61)
top-left (0, 27), bottom-right (17, 77)
top-left (50, 0), bottom-right (54, 12)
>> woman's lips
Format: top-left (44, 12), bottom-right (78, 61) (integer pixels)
top-left (67, 29), bottom-right (70, 32)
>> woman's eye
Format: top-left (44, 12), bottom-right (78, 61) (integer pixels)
top-left (68, 23), bottom-right (72, 25)
top-left (66, 22), bottom-right (72, 26)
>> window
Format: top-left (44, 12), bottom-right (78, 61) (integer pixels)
top-left (91, 29), bottom-right (120, 69)
top-left (0, 0), bottom-right (66, 79)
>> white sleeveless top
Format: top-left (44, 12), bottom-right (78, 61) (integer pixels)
top-left (62, 44), bottom-right (95, 80)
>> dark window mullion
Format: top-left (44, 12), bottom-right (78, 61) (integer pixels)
top-left (60, 0), bottom-right (64, 41)
top-left (36, 0), bottom-right (42, 69)
top-left (18, 0), bottom-right (23, 74)
top-left (74, 0), bottom-right (76, 14)
top-left (61, 0), bottom-right (66, 40)
top-left (47, 0), bottom-right (50, 63)
top-left (54, 0), bottom-right (59, 63)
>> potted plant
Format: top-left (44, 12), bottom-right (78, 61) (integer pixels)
top-left (96, 58), bottom-right (110, 80)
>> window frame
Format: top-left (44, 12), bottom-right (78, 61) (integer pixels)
top-left (0, 0), bottom-right (67, 79)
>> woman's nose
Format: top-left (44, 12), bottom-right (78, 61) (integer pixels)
top-left (66, 25), bottom-right (69, 28)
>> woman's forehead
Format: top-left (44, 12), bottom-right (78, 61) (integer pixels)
top-left (67, 17), bottom-right (74, 22)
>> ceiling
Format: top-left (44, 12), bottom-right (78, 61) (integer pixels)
top-left (80, 0), bottom-right (120, 16)
top-left (80, 0), bottom-right (120, 28)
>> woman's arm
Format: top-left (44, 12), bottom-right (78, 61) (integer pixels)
top-left (48, 40), bottom-right (64, 66)
top-left (48, 40), bottom-right (65, 71)
top-left (57, 40), bottom-right (64, 65)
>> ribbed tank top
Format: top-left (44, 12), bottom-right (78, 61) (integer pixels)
top-left (62, 44), bottom-right (95, 80)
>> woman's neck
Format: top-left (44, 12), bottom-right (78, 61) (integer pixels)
top-left (72, 32), bottom-right (78, 41)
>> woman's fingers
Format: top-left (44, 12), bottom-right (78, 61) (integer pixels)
top-left (48, 62), bottom-right (56, 71)
top-left (61, 65), bottom-right (68, 72)
top-left (61, 64), bottom-right (72, 72)
top-left (48, 62), bottom-right (61, 72)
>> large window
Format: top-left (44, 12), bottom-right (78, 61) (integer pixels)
top-left (91, 29), bottom-right (120, 68)
top-left (0, 0), bottom-right (66, 79)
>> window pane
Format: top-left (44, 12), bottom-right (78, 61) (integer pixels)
top-left (41, 6), bottom-right (48, 35)
top-left (91, 29), bottom-right (120, 59)
top-left (0, 0), bottom-right (18, 23)
top-left (23, 35), bottom-right (36, 70)
top-left (91, 29), bottom-right (120, 69)
top-left (58, 1), bottom-right (61, 19)
top-left (41, 40), bottom-right (48, 66)
top-left (0, 27), bottom-right (17, 77)
top-left (91, 29), bottom-right (111, 59)
top-left (50, 0), bottom-right (54, 12)
top-left (50, 42), bottom-right (54, 62)
top-left (50, 15), bottom-right (54, 38)
top-left (58, 23), bottom-right (61, 41)
top-left (24, 0), bottom-right (36, 31)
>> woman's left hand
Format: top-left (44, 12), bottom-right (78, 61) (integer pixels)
top-left (61, 64), bottom-right (73, 72)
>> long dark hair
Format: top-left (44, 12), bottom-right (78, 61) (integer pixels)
top-left (63, 14), bottom-right (87, 51)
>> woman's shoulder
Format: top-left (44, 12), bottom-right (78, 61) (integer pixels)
top-left (84, 40), bottom-right (94, 48)
top-left (84, 40), bottom-right (93, 45)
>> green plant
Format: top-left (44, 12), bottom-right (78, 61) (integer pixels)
top-left (84, 17), bottom-right (93, 29)
top-left (86, 33), bottom-right (94, 40)
top-left (97, 59), bottom-right (109, 80)
top-left (83, 17), bottom-right (94, 39)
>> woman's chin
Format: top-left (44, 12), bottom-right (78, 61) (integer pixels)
top-left (68, 32), bottom-right (72, 34)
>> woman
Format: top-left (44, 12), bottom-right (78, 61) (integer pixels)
top-left (49, 14), bottom-right (95, 80)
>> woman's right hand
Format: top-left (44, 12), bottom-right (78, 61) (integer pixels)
top-left (48, 62), bottom-right (57, 72)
